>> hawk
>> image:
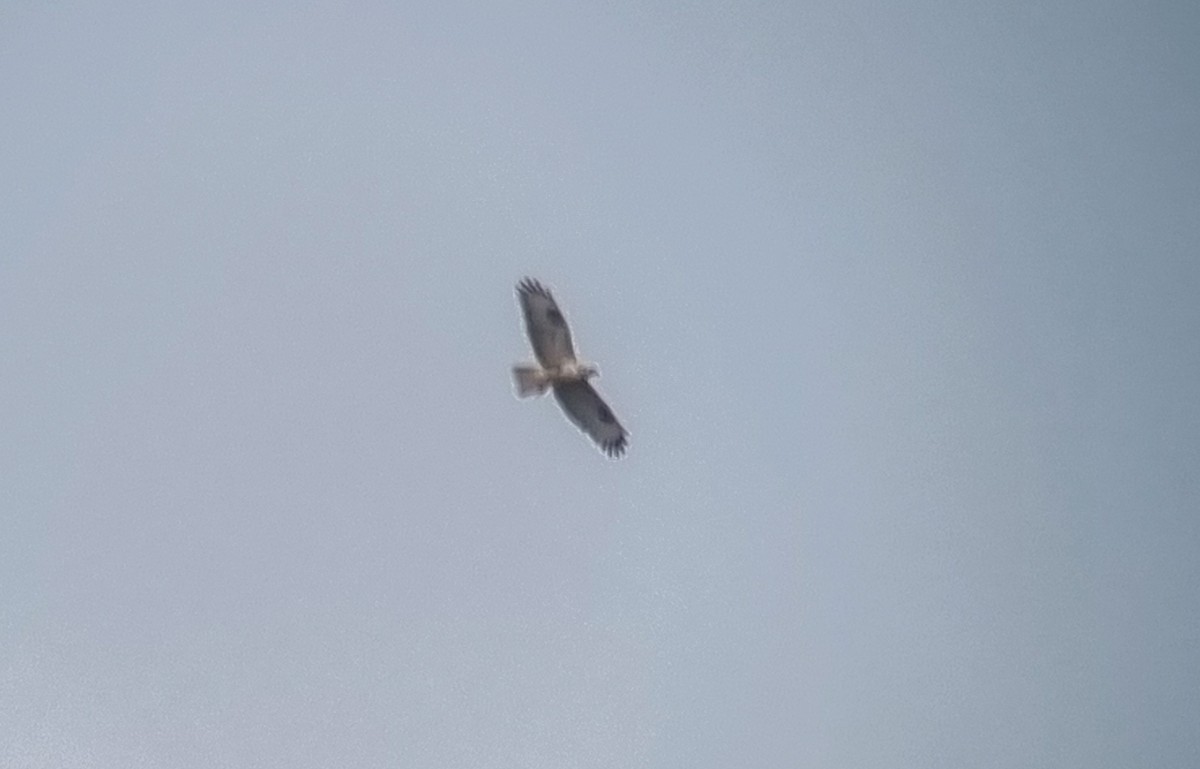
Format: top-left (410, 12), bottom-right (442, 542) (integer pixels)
top-left (512, 278), bottom-right (629, 458)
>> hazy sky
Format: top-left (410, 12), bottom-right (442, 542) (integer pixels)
top-left (4, 2), bottom-right (1198, 767)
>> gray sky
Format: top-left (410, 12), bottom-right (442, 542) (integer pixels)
top-left (4, 2), bottom-right (1198, 767)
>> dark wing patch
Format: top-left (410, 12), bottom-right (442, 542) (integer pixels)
top-left (552, 381), bottom-right (628, 458)
top-left (516, 278), bottom-right (577, 367)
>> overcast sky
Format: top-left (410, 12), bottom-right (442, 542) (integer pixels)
top-left (3, 2), bottom-right (1199, 767)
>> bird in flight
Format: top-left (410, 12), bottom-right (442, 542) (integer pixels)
top-left (512, 278), bottom-right (628, 458)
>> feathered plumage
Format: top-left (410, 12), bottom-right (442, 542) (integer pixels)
top-left (516, 278), bottom-right (576, 368)
top-left (512, 278), bottom-right (628, 458)
top-left (552, 380), bottom-right (628, 458)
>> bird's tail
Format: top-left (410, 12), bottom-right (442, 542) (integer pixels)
top-left (512, 365), bottom-right (550, 398)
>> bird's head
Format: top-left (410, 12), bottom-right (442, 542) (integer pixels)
top-left (580, 363), bottom-right (600, 380)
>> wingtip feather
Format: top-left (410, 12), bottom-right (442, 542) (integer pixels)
top-left (603, 436), bottom-right (628, 458)
top-left (516, 277), bottom-right (552, 299)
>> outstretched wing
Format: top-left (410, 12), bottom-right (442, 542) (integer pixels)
top-left (552, 381), bottom-right (628, 458)
top-left (517, 278), bottom-right (576, 367)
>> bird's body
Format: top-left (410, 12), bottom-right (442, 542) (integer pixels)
top-left (512, 278), bottom-right (628, 458)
